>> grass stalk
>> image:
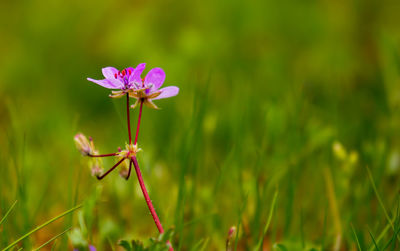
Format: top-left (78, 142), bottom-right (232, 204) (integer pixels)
top-left (2, 204), bottom-right (82, 251)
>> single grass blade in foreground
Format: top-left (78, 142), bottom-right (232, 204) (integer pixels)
top-left (366, 165), bottom-right (400, 249)
top-left (234, 193), bottom-right (248, 251)
top-left (368, 227), bottom-right (380, 251)
top-left (370, 215), bottom-right (398, 251)
top-left (2, 204), bottom-right (82, 251)
top-left (0, 200), bottom-right (18, 227)
top-left (32, 227), bottom-right (71, 251)
top-left (351, 223), bottom-right (362, 251)
top-left (367, 166), bottom-right (395, 232)
top-left (255, 190), bottom-right (278, 251)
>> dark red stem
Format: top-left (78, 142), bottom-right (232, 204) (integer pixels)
top-left (88, 153), bottom-right (118, 158)
top-left (131, 99), bottom-right (173, 250)
top-left (127, 93), bottom-right (132, 144)
top-left (125, 158), bottom-right (133, 180)
top-left (96, 157), bottom-right (125, 180)
top-left (131, 156), bottom-right (165, 232)
top-left (134, 100), bottom-right (143, 145)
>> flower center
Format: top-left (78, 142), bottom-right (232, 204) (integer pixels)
top-left (114, 68), bottom-right (133, 88)
top-left (118, 143), bottom-right (141, 158)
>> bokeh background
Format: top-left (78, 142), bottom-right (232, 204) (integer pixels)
top-left (1, 0), bottom-right (400, 250)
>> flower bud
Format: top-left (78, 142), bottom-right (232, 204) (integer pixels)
top-left (89, 155), bottom-right (103, 177)
top-left (74, 133), bottom-right (92, 155)
top-left (119, 159), bottom-right (130, 179)
top-left (91, 164), bottom-right (103, 177)
top-left (226, 226), bottom-right (236, 251)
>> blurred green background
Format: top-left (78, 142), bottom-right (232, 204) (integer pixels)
top-left (1, 0), bottom-right (400, 250)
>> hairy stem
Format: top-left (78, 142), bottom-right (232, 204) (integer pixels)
top-left (134, 100), bottom-right (144, 145)
top-left (131, 156), bottom-right (164, 232)
top-left (132, 156), bottom-right (173, 251)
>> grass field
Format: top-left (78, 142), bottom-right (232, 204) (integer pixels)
top-left (1, 0), bottom-right (400, 250)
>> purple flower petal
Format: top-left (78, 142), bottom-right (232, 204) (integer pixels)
top-left (89, 245), bottom-right (97, 251)
top-left (130, 63), bottom-right (146, 84)
top-left (145, 68), bottom-right (165, 90)
top-left (152, 86), bottom-right (179, 100)
top-left (87, 78), bottom-right (122, 89)
top-left (102, 67), bottom-right (119, 79)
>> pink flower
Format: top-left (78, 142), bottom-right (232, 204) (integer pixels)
top-left (87, 63), bottom-right (179, 108)
top-left (128, 65), bottom-right (179, 109)
top-left (87, 66), bottom-right (140, 91)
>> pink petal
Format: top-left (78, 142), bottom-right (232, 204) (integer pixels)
top-left (102, 67), bottom-right (119, 79)
top-left (130, 63), bottom-right (146, 84)
top-left (87, 78), bottom-right (122, 89)
top-left (152, 86), bottom-right (179, 100)
top-left (145, 68), bottom-right (165, 90)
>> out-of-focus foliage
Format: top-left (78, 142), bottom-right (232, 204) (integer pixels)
top-left (1, 0), bottom-right (400, 250)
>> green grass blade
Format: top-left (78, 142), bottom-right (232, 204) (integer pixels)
top-left (32, 227), bottom-right (71, 251)
top-left (382, 197), bottom-right (400, 250)
top-left (51, 239), bottom-right (58, 251)
top-left (2, 204), bottom-right (82, 251)
top-left (0, 200), bottom-right (18, 227)
top-left (255, 190), bottom-right (278, 251)
top-left (300, 207), bottom-right (305, 249)
top-left (321, 203), bottom-right (328, 249)
top-left (366, 166), bottom-right (400, 249)
top-left (198, 238), bottom-right (209, 251)
top-left (368, 227), bottom-right (380, 251)
top-left (107, 238), bottom-right (116, 251)
top-left (371, 224), bottom-right (391, 251)
top-left (383, 224), bottom-right (400, 250)
top-left (189, 238), bottom-right (206, 251)
top-left (367, 166), bottom-right (395, 232)
top-left (234, 193), bottom-right (248, 251)
top-left (351, 224), bottom-right (362, 251)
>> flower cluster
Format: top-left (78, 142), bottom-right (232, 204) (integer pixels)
top-left (75, 63), bottom-right (177, 251)
top-left (87, 63), bottom-right (179, 109)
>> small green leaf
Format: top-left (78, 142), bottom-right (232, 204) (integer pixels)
top-left (131, 240), bottom-right (145, 251)
top-left (118, 240), bottom-right (132, 251)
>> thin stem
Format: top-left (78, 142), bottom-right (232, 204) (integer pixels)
top-left (125, 158), bottom-right (133, 180)
top-left (88, 153), bottom-right (118, 158)
top-left (96, 157), bottom-right (125, 180)
top-left (134, 99), bottom-right (144, 145)
top-left (131, 157), bottom-right (173, 250)
top-left (130, 99), bottom-right (173, 250)
top-left (131, 156), bottom-right (165, 232)
top-left (127, 93), bottom-right (132, 144)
